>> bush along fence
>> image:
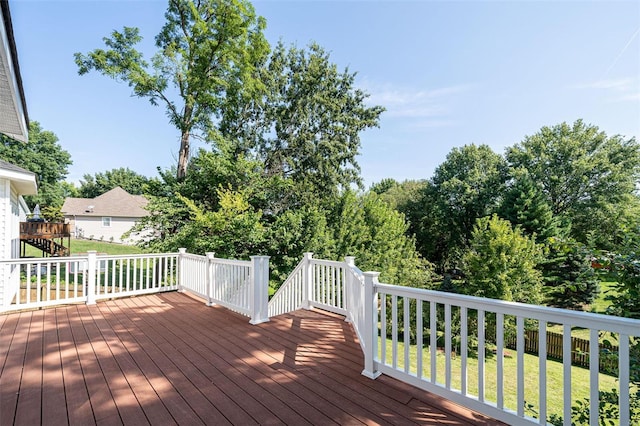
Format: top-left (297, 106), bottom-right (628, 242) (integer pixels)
top-left (506, 329), bottom-right (619, 375)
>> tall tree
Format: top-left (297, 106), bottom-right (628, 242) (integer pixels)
top-left (540, 238), bottom-right (599, 310)
top-left (0, 121), bottom-right (73, 208)
top-left (462, 214), bottom-right (543, 303)
top-left (506, 120), bottom-right (640, 249)
top-left (416, 144), bottom-right (508, 270)
top-left (75, 0), bottom-right (269, 179)
top-left (221, 41), bottom-right (384, 205)
top-left (498, 168), bottom-right (562, 244)
top-left (332, 191), bottom-right (434, 288)
top-left (79, 167), bottom-right (153, 198)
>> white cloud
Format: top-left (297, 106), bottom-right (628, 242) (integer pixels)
top-left (573, 77), bottom-right (640, 103)
top-left (359, 81), bottom-right (473, 124)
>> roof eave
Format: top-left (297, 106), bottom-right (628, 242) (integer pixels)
top-left (2, 169), bottom-right (36, 194)
top-left (0, 1), bottom-right (29, 143)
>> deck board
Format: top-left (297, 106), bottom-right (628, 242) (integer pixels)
top-left (1, 292), bottom-right (504, 425)
top-left (41, 309), bottom-right (67, 423)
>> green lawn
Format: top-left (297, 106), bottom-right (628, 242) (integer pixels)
top-left (24, 238), bottom-right (144, 257)
top-left (591, 281), bottom-right (619, 314)
top-left (382, 338), bottom-right (623, 423)
top-left (547, 281), bottom-right (619, 341)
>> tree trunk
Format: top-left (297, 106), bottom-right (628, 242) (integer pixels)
top-left (177, 129), bottom-right (190, 180)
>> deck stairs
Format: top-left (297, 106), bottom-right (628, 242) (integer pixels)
top-left (21, 237), bottom-right (69, 256)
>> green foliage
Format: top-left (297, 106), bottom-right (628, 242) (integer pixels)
top-left (370, 179), bottom-right (427, 225)
top-left (603, 241), bottom-right (640, 320)
top-left (222, 41), bottom-right (384, 203)
top-left (506, 120), bottom-right (640, 251)
top-left (79, 167), bottom-right (153, 197)
top-left (75, 0), bottom-right (270, 179)
top-left (416, 144), bottom-right (508, 270)
top-left (332, 191), bottom-right (434, 287)
top-left (541, 238), bottom-right (599, 310)
top-left (561, 388), bottom-right (640, 426)
top-left (41, 205), bottom-right (64, 222)
top-left (266, 206), bottom-right (335, 284)
top-left (0, 121), bottom-right (73, 208)
top-left (499, 168), bottom-right (563, 244)
top-left (462, 214), bottom-right (543, 303)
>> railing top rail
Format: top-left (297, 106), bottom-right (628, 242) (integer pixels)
top-left (96, 253), bottom-right (178, 260)
top-left (346, 264), bottom-right (364, 280)
top-left (181, 253), bottom-right (207, 261)
top-left (0, 256), bottom-right (88, 265)
top-left (374, 281), bottom-right (640, 336)
top-left (180, 252), bottom-right (252, 267)
top-left (310, 258), bottom-right (347, 268)
top-left (0, 252), bottom-right (181, 265)
top-left (211, 258), bottom-right (252, 267)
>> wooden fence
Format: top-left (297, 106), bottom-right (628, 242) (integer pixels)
top-left (506, 329), bottom-right (619, 374)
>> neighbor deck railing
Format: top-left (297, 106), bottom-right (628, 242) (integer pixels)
top-left (269, 253), bottom-right (640, 426)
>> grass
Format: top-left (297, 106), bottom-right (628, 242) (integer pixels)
top-left (546, 281), bottom-right (619, 341)
top-left (383, 338), bottom-right (623, 423)
top-left (16, 241), bottom-right (172, 304)
top-left (24, 238), bottom-right (144, 257)
top-left (591, 281), bottom-right (619, 314)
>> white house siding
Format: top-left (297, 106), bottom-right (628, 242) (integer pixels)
top-left (0, 179), bottom-right (7, 305)
top-left (0, 178), bottom-right (21, 306)
top-left (73, 216), bottom-right (144, 245)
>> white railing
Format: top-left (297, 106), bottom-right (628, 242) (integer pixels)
top-left (268, 255), bottom-right (306, 317)
top-left (361, 273), bottom-right (639, 426)
top-left (0, 249), bottom-right (270, 324)
top-left (178, 250), bottom-right (269, 324)
top-left (0, 251), bottom-right (179, 312)
top-left (94, 253), bottom-right (179, 300)
top-left (268, 252), bottom-right (352, 317)
top-left (272, 254), bottom-right (640, 426)
top-left (343, 257), bottom-right (367, 354)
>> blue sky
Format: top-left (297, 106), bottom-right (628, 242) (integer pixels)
top-left (9, 0), bottom-right (640, 187)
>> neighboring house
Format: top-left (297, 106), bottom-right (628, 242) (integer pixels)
top-left (62, 187), bottom-right (150, 244)
top-left (0, 1), bottom-right (37, 306)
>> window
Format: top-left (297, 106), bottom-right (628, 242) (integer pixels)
top-left (102, 217), bottom-right (111, 227)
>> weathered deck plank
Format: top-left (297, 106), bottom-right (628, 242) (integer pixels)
top-left (0, 292), bottom-right (504, 426)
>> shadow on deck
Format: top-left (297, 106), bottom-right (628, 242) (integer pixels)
top-left (0, 292), bottom-right (504, 425)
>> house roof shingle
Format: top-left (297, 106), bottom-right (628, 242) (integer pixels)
top-left (62, 186), bottom-right (148, 218)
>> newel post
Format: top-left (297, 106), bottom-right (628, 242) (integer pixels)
top-left (86, 251), bottom-right (97, 305)
top-left (362, 271), bottom-right (381, 379)
top-left (177, 248), bottom-right (187, 292)
top-left (206, 252), bottom-right (215, 306)
top-left (249, 255), bottom-right (270, 325)
top-left (302, 252), bottom-right (314, 310)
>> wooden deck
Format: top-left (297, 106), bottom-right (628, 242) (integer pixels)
top-left (0, 292), bottom-right (503, 425)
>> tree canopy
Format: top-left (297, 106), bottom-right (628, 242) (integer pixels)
top-left (0, 121), bottom-right (73, 208)
top-left (462, 214), bottom-right (543, 303)
top-left (79, 167), bottom-right (154, 198)
top-left (414, 144), bottom-right (508, 270)
top-left (506, 120), bottom-right (640, 249)
top-left (75, 0), bottom-right (270, 179)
